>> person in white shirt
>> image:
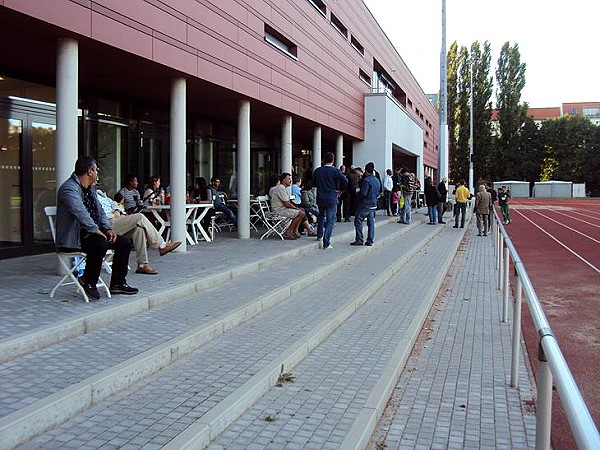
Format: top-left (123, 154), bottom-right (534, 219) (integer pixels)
top-left (97, 187), bottom-right (180, 275)
top-left (382, 168), bottom-right (394, 216)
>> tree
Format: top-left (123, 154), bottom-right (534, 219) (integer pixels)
top-left (495, 42), bottom-right (527, 180)
top-left (540, 115), bottom-right (598, 189)
top-left (470, 41), bottom-right (493, 183)
top-left (453, 45), bottom-right (470, 183)
top-left (446, 41), bottom-right (460, 182)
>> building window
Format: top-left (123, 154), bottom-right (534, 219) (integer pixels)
top-left (351, 35), bottom-right (364, 56)
top-left (330, 13), bottom-right (348, 38)
top-left (583, 107), bottom-right (600, 116)
top-left (308, 0), bottom-right (326, 16)
top-left (359, 69), bottom-right (371, 86)
top-left (264, 24), bottom-right (298, 60)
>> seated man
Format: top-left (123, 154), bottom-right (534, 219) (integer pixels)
top-left (269, 172), bottom-right (314, 239)
top-left (118, 174), bottom-right (144, 213)
top-left (97, 188), bottom-right (181, 275)
top-left (208, 177), bottom-right (237, 227)
top-left (56, 156), bottom-right (138, 301)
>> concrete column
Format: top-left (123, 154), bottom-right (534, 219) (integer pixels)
top-left (312, 126), bottom-right (321, 170)
top-left (56, 38), bottom-right (79, 186)
top-left (170, 77), bottom-right (187, 251)
top-left (281, 116), bottom-right (292, 174)
top-left (237, 100), bottom-right (251, 239)
top-left (335, 134), bottom-right (343, 169)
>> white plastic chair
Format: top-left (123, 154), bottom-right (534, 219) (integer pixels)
top-left (44, 206), bottom-right (111, 302)
top-left (255, 195), bottom-right (292, 240)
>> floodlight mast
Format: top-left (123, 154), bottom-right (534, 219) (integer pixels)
top-left (438, 0), bottom-right (449, 184)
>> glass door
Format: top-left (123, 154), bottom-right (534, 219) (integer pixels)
top-left (31, 119), bottom-right (56, 243)
top-left (0, 115), bottom-right (23, 247)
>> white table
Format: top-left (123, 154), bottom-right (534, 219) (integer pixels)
top-left (144, 203), bottom-right (214, 245)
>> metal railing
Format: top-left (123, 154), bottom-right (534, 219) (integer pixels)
top-left (492, 212), bottom-right (600, 450)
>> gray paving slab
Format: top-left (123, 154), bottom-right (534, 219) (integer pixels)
top-left (18, 221), bottom-right (440, 449)
top-left (368, 226), bottom-right (537, 449)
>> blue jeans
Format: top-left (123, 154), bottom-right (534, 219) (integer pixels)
top-left (454, 202), bottom-right (467, 227)
top-left (402, 193), bottom-right (413, 224)
top-left (354, 206), bottom-right (375, 244)
top-left (317, 203), bottom-right (337, 247)
top-left (427, 206), bottom-right (437, 223)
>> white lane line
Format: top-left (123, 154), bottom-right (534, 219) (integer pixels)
top-left (530, 210), bottom-right (600, 243)
top-left (565, 210), bottom-right (600, 226)
top-left (513, 209), bottom-right (600, 275)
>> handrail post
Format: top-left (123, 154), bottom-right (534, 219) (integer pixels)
top-left (498, 235), bottom-right (504, 289)
top-left (495, 224), bottom-right (501, 269)
top-left (536, 330), bottom-right (554, 450)
top-left (502, 246), bottom-right (510, 322)
top-left (511, 274), bottom-right (522, 387)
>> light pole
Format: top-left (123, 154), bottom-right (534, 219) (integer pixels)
top-left (469, 49), bottom-right (474, 194)
top-left (438, 0), bottom-right (448, 184)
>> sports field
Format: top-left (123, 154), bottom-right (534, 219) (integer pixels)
top-left (503, 198), bottom-right (600, 449)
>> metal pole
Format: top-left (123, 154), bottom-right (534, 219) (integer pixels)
top-left (502, 245), bottom-right (510, 322)
top-left (498, 236), bottom-right (504, 289)
top-left (511, 275), bottom-right (522, 387)
top-left (438, 0), bottom-right (448, 183)
top-left (536, 353), bottom-right (553, 450)
top-left (468, 50), bottom-right (474, 195)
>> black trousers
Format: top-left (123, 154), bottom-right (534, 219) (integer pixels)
top-left (80, 233), bottom-right (132, 287)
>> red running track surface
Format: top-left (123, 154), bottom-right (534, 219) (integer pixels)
top-left (503, 198), bottom-right (600, 449)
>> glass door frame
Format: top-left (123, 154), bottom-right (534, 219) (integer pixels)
top-left (0, 102), bottom-right (55, 259)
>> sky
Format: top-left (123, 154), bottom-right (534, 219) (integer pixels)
top-left (363, 0), bottom-right (600, 108)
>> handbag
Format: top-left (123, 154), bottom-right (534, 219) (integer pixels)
top-left (399, 195), bottom-right (405, 209)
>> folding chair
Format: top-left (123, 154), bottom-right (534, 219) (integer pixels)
top-left (44, 206), bottom-right (111, 303)
top-left (255, 195), bottom-right (292, 240)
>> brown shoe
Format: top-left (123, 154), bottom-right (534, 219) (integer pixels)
top-left (135, 264), bottom-right (158, 275)
top-left (159, 241), bottom-right (181, 256)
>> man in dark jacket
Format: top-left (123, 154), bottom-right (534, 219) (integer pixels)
top-left (56, 156), bottom-right (137, 300)
top-left (351, 162), bottom-right (381, 246)
top-left (437, 177), bottom-right (448, 224)
top-left (312, 152), bottom-right (348, 250)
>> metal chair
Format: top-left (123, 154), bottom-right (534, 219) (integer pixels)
top-left (44, 206), bottom-right (112, 302)
top-left (255, 195), bottom-right (292, 240)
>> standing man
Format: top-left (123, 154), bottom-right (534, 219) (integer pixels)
top-left (312, 152), bottom-right (348, 250)
top-left (498, 186), bottom-right (511, 224)
top-left (398, 167), bottom-right (416, 224)
top-left (474, 184), bottom-right (492, 236)
top-left (56, 156), bottom-right (138, 301)
top-left (437, 177), bottom-right (448, 224)
top-left (382, 169), bottom-right (394, 216)
top-left (351, 162), bottom-right (381, 247)
top-left (453, 179), bottom-right (470, 229)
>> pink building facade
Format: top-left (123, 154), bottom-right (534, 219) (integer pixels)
top-left (0, 0), bottom-right (439, 258)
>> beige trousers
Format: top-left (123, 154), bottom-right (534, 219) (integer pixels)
top-left (110, 214), bottom-right (162, 266)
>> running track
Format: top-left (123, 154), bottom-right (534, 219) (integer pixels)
top-left (503, 198), bottom-right (600, 449)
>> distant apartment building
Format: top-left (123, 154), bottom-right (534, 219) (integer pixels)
top-left (491, 102), bottom-right (600, 126)
top-left (0, 1), bottom-right (439, 259)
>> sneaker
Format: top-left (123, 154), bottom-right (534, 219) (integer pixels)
top-left (78, 278), bottom-right (100, 301)
top-left (323, 244), bottom-right (333, 250)
top-left (453, 225), bottom-right (459, 228)
top-left (135, 264), bottom-right (158, 275)
top-left (110, 283), bottom-right (139, 295)
top-left (365, 242), bottom-right (373, 246)
top-left (159, 241), bottom-right (181, 256)
top-left (350, 241), bottom-right (363, 246)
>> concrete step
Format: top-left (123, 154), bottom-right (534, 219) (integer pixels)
top-left (12, 222), bottom-right (455, 450)
top-left (0, 218), bottom-right (430, 449)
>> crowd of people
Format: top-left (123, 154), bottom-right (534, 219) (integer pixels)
top-left (55, 154), bottom-right (511, 302)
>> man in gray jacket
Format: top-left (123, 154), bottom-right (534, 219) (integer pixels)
top-left (56, 156), bottom-right (138, 300)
